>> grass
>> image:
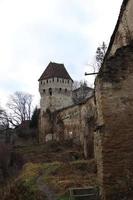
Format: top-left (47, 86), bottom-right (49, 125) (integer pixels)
top-left (15, 141), bottom-right (84, 163)
top-left (5, 159), bottom-right (97, 200)
top-left (4, 141), bottom-right (97, 200)
top-left (57, 194), bottom-right (70, 200)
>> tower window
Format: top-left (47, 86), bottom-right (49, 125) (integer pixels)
top-left (53, 78), bottom-right (54, 82)
top-left (68, 80), bottom-right (69, 83)
top-left (59, 88), bottom-right (62, 92)
top-left (49, 88), bottom-right (52, 96)
top-left (41, 81), bottom-right (42, 84)
top-left (57, 78), bottom-right (59, 82)
top-left (65, 88), bottom-right (67, 93)
top-left (43, 89), bottom-right (45, 93)
top-left (62, 79), bottom-right (64, 83)
top-left (47, 80), bottom-right (48, 83)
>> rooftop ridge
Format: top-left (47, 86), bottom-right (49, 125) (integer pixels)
top-left (38, 62), bottom-right (73, 81)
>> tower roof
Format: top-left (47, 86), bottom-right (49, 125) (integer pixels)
top-left (38, 62), bottom-right (73, 81)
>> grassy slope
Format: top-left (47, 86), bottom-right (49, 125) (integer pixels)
top-left (4, 141), bottom-right (97, 200)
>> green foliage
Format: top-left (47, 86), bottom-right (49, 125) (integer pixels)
top-left (17, 180), bottom-right (38, 200)
top-left (42, 161), bottom-right (65, 176)
top-left (30, 107), bottom-right (40, 129)
top-left (95, 41), bottom-right (107, 70)
top-left (58, 194), bottom-right (69, 200)
top-left (4, 142), bottom-right (96, 199)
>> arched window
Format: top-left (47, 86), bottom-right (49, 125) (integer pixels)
top-left (59, 88), bottom-right (62, 92)
top-left (49, 88), bottom-right (52, 96)
top-left (47, 79), bottom-right (48, 83)
top-left (43, 89), bottom-right (45, 93)
top-left (65, 88), bottom-right (67, 93)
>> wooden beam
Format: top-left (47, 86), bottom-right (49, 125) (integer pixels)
top-left (85, 72), bottom-right (98, 76)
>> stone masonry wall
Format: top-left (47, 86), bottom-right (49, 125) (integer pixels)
top-left (39, 77), bottom-right (73, 112)
top-left (95, 0), bottom-right (133, 198)
top-left (95, 43), bottom-right (133, 199)
top-left (109, 0), bottom-right (133, 57)
top-left (39, 96), bottom-right (96, 159)
top-left (56, 97), bottom-right (95, 159)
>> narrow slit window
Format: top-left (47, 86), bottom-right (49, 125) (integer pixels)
top-left (49, 88), bottom-right (52, 96)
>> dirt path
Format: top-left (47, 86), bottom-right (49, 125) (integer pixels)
top-left (37, 175), bottom-right (57, 200)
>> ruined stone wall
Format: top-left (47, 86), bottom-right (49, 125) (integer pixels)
top-left (39, 110), bottom-right (54, 143)
top-left (57, 96), bottom-right (95, 159)
top-left (95, 7), bottom-right (133, 199)
top-left (39, 95), bottom-right (95, 159)
top-left (109, 0), bottom-right (133, 57)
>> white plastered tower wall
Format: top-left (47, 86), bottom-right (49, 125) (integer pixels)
top-left (39, 77), bottom-right (73, 113)
top-left (38, 62), bottom-right (74, 114)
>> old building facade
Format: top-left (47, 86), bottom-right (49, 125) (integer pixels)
top-left (95, 0), bottom-right (133, 199)
top-left (39, 62), bottom-right (73, 113)
top-left (38, 62), bottom-right (95, 159)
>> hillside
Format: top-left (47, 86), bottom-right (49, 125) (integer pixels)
top-left (1, 141), bottom-right (97, 200)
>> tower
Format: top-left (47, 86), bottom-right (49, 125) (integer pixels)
top-left (38, 62), bottom-right (73, 113)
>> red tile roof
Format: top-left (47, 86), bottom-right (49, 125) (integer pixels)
top-left (38, 62), bottom-right (73, 81)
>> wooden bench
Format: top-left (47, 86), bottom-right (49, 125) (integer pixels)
top-left (69, 187), bottom-right (99, 200)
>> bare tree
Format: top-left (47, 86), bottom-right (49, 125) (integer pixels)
top-left (7, 91), bottom-right (33, 127)
top-left (0, 108), bottom-right (9, 131)
top-left (72, 81), bottom-right (93, 103)
top-left (72, 81), bottom-right (81, 90)
top-left (72, 80), bottom-right (88, 90)
top-left (95, 41), bottom-right (107, 72)
top-left (85, 42), bottom-right (107, 80)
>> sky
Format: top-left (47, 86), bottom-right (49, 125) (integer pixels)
top-left (0, 0), bottom-right (123, 108)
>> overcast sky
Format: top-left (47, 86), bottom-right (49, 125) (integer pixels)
top-left (0, 0), bottom-right (123, 108)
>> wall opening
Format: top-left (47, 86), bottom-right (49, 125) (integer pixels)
top-left (49, 88), bottom-right (52, 96)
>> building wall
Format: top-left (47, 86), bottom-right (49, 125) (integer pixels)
top-left (39, 96), bottom-right (95, 159)
top-left (95, 0), bottom-right (133, 199)
top-left (108, 0), bottom-right (133, 57)
top-left (72, 87), bottom-right (94, 104)
top-left (39, 77), bottom-right (73, 112)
